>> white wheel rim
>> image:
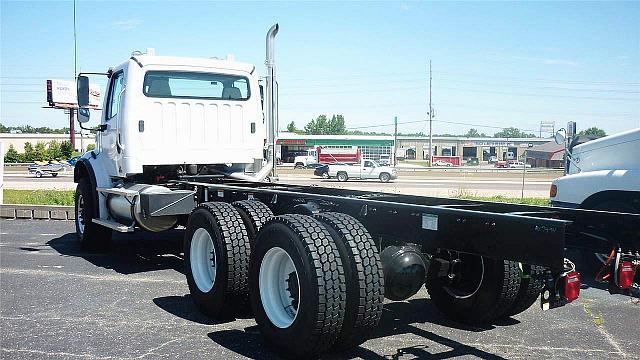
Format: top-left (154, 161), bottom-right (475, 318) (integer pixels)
top-left (259, 247), bottom-right (300, 328)
top-left (190, 228), bottom-right (216, 293)
top-left (76, 194), bottom-right (85, 235)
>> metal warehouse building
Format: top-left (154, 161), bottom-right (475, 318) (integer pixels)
top-left (278, 132), bottom-right (553, 164)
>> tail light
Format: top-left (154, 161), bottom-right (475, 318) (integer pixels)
top-left (550, 184), bottom-right (557, 198)
top-left (618, 261), bottom-right (636, 289)
top-left (562, 271), bottom-right (581, 302)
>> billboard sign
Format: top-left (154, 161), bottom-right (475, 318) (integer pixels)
top-left (46, 79), bottom-right (101, 109)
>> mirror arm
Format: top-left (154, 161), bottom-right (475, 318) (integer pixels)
top-left (78, 122), bottom-right (107, 132)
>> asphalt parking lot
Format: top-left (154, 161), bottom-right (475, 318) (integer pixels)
top-left (1, 219), bottom-right (638, 359)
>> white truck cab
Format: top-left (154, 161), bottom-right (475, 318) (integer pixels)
top-left (550, 128), bottom-right (640, 213)
top-left (74, 26), bottom-right (279, 236)
top-left (85, 55), bottom-right (265, 178)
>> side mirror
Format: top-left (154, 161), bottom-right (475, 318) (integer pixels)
top-left (77, 75), bottom-right (90, 107)
top-left (77, 108), bottom-right (90, 123)
top-left (554, 131), bottom-right (565, 145)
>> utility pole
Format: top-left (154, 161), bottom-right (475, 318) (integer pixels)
top-left (428, 60), bottom-right (433, 165)
top-left (393, 116), bottom-right (398, 166)
top-left (71, 0), bottom-right (78, 150)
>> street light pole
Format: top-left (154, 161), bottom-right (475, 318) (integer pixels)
top-left (428, 60), bottom-right (433, 164)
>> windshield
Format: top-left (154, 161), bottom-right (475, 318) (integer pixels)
top-left (143, 71), bottom-right (250, 100)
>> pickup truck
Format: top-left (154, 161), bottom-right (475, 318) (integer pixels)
top-left (327, 159), bottom-right (397, 182)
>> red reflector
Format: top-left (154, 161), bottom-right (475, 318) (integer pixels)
top-left (563, 271), bottom-right (581, 302)
top-left (618, 261), bottom-right (636, 289)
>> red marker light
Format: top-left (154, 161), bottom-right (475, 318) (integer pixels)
top-left (618, 261), bottom-right (636, 289)
top-left (563, 271), bottom-right (581, 302)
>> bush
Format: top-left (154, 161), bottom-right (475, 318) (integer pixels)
top-left (3, 144), bottom-right (20, 163)
top-left (60, 140), bottom-right (73, 158)
top-left (86, 143), bottom-right (96, 151)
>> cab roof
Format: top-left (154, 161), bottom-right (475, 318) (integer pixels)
top-left (129, 55), bottom-right (255, 74)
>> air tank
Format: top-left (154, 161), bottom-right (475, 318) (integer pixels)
top-left (380, 244), bottom-right (429, 301)
top-left (107, 184), bottom-right (177, 232)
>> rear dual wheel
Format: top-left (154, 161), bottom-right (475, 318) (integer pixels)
top-left (250, 212), bottom-right (384, 357)
top-left (249, 215), bottom-right (346, 358)
top-left (184, 202), bottom-right (250, 318)
top-left (426, 251), bottom-right (522, 324)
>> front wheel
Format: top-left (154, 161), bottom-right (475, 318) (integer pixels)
top-left (35, 171), bottom-right (43, 178)
top-left (321, 172), bottom-right (330, 179)
top-left (51, 173), bottom-right (58, 177)
top-left (379, 172), bottom-right (391, 183)
top-left (75, 178), bottom-right (112, 249)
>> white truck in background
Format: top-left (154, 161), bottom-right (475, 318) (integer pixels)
top-left (328, 159), bottom-right (397, 182)
top-left (550, 128), bottom-right (640, 213)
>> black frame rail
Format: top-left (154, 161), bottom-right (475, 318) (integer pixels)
top-left (170, 180), bottom-right (639, 273)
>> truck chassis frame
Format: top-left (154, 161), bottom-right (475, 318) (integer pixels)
top-left (167, 177), bottom-right (639, 294)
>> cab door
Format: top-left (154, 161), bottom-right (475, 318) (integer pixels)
top-left (101, 71), bottom-right (125, 176)
top-left (362, 160), bottom-right (375, 179)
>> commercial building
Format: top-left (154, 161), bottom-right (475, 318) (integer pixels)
top-left (396, 136), bottom-right (550, 162)
top-left (526, 141), bottom-right (565, 168)
top-left (277, 133), bottom-right (394, 163)
top-left (278, 132), bottom-right (552, 164)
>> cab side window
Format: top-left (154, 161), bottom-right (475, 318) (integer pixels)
top-left (106, 72), bottom-right (124, 120)
top-left (364, 161), bottom-right (373, 167)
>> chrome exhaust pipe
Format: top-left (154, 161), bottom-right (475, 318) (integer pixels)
top-left (265, 23), bottom-right (279, 179)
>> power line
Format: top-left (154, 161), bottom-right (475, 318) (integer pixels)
top-left (282, 70), bottom-right (640, 87)
top-left (438, 86), bottom-right (639, 102)
top-left (347, 118), bottom-right (547, 134)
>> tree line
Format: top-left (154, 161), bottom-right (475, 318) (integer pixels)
top-left (0, 123), bottom-right (72, 134)
top-left (286, 115), bottom-right (606, 138)
top-left (3, 141), bottom-right (95, 163)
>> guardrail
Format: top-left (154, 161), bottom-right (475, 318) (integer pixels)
top-left (0, 204), bottom-right (74, 220)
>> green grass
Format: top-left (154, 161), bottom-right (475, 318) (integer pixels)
top-left (3, 189), bottom-right (75, 206)
top-left (454, 194), bottom-right (550, 206)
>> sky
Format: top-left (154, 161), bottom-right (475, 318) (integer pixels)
top-left (1, 1), bottom-right (639, 137)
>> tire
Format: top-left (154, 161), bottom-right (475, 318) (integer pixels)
top-left (426, 252), bottom-right (521, 324)
top-left (232, 200), bottom-right (274, 246)
top-left (337, 172), bottom-right (348, 182)
top-left (52, 173), bottom-right (58, 177)
top-left (321, 172), bottom-right (330, 179)
top-left (314, 212), bottom-right (384, 350)
top-left (294, 163), bottom-right (304, 169)
top-left (35, 171), bottom-right (43, 178)
top-left (75, 178), bottom-right (112, 250)
top-left (184, 202), bottom-right (250, 318)
top-left (505, 264), bottom-right (545, 316)
top-left (249, 214), bottom-right (346, 358)
top-left (379, 172), bottom-right (391, 183)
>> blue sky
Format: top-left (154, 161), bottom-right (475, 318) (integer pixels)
top-left (1, 1), bottom-right (639, 136)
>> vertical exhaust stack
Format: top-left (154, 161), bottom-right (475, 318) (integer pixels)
top-left (265, 23), bottom-right (279, 179)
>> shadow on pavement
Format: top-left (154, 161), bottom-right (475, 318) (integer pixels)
top-left (204, 297), bottom-right (509, 359)
top-left (153, 295), bottom-right (234, 326)
top-left (208, 326), bottom-right (282, 360)
top-left (46, 229), bottom-right (185, 275)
